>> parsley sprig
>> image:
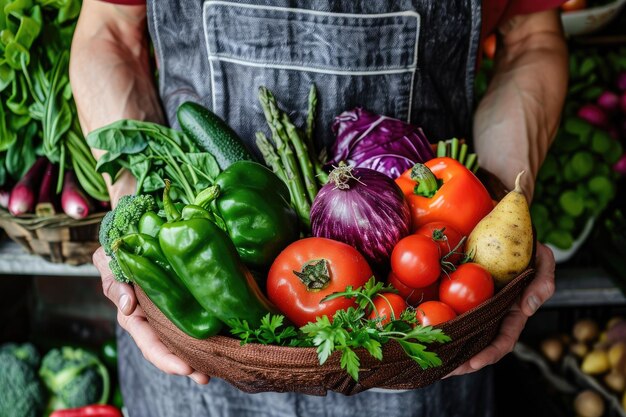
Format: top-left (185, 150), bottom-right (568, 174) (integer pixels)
top-left (228, 278), bottom-right (451, 381)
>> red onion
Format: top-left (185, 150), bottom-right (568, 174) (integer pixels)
top-left (597, 91), bottom-right (619, 113)
top-left (310, 165), bottom-right (411, 267)
top-left (61, 171), bottom-right (93, 219)
top-left (577, 104), bottom-right (609, 128)
top-left (8, 157), bottom-right (48, 216)
top-left (35, 162), bottom-right (59, 217)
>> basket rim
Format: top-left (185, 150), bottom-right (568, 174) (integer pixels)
top-left (0, 208), bottom-right (105, 229)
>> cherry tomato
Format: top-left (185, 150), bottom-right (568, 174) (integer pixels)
top-left (415, 301), bottom-right (457, 326)
top-left (415, 222), bottom-right (464, 265)
top-left (561, 0), bottom-right (587, 12)
top-left (439, 263), bottom-right (494, 315)
top-left (387, 271), bottom-right (439, 306)
top-left (391, 234), bottom-right (441, 289)
top-left (368, 293), bottom-right (408, 326)
top-left (483, 33), bottom-right (496, 60)
top-left (267, 237), bottom-right (373, 327)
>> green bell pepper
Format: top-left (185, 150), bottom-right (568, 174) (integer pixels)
top-left (138, 211), bottom-right (165, 238)
top-left (211, 161), bottom-right (299, 268)
top-left (158, 204), bottom-right (273, 327)
top-left (115, 233), bottom-right (222, 339)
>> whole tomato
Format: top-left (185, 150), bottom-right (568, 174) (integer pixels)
top-left (439, 263), bottom-right (494, 315)
top-left (267, 237), bottom-right (373, 327)
top-left (561, 0), bottom-right (586, 12)
top-left (387, 271), bottom-right (439, 306)
top-left (415, 301), bottom-right (457, 326)
top-left (415, 221), bottom-right (464, 265)
top-left (391, 234), bottom-right (441, 288)
top-left (368, 293), bottom-right (408, 326)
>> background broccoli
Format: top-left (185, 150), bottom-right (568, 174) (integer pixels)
top-left (0, 349), bottom-right (46, 417)
top-left (98, 194), bottom-right (157, 282)
top-left (39, 346), bottom-right (110, 410)
top-left (0, 342), bottom-right (41, 369)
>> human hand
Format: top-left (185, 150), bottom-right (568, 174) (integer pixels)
top-left (93, 247), bottom-right (210, 384)
top-left (445, 242), bottom-right (555, 377)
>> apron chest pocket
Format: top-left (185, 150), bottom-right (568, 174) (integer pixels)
top-left (203, 1), bottom-right (421, 153)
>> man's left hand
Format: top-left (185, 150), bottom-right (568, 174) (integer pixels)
top-left (445, 242), bottom-right (555, 377)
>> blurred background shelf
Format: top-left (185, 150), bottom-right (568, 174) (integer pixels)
top-left (546, 267), bottom-right (626, 308)
top-left (0, 239), bottom-right (99, 278)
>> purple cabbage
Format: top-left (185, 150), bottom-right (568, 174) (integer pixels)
top-left (311, 166), bottom-right (411, 267)
top-left (326, 108), bottom-right (435, 179)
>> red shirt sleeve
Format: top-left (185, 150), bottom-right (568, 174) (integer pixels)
top-left (483, 0), bottom-right (566, 37)
top-left (98, 0), bottom-right (145, 4)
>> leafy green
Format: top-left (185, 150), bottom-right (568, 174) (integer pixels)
top-left (228, 314), bottom-right (306, 347)
top-left (230, 278), bottom-right (450, 381)
top-left (87, 119), bottom-right (222, 204)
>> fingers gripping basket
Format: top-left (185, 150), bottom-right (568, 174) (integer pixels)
top-left (136, 171), bottom-right (537, 395)
top-left (0, 210), bottom-right (104, 265)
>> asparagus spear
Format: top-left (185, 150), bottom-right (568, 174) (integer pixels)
top-left (258, 87), bottom-right (311, 227)
top-left (281, 113), bottom-right (318, 202)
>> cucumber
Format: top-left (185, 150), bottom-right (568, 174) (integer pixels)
top-left (177, 102), bottom-right (254, 170)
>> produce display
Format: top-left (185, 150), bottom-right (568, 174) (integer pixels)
top-left (0, 0), bottom-right (109, 218)
top-left (536, 316), bottom-right (626, 416)
top-left (89, 90), bottom-right (535, 384)
top-left (530, 47), bottom-right (626, 252)
top-left (0, 342), bottom-right (121, 417)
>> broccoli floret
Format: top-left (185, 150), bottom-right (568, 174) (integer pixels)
top-left (0, 343), bottom-right (40, 369)
top-left (99, 194), bottom-right (157, 282)
top-left (39, 347), bottom-right (110, 410)
top-left (58, 367), bottom-right (104, 408)
top-left (0, 352), bottom-right (46, 417)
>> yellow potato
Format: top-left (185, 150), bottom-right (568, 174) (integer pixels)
top-left (467, 171), bottom-right (533, 287)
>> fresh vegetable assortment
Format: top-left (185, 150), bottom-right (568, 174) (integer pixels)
top-left (93, 95), bottom-right (535, 381)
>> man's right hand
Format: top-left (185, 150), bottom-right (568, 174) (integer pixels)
top-left (93, 246), bottom-right (210, 385)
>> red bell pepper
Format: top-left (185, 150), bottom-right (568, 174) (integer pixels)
top-left (50, 405), bottom-right (123, 417)
top-left (395, 157), bottom-right (493, 236)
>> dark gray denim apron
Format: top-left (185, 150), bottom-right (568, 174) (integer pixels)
top-left (118, 1), bottom-right (493, 415)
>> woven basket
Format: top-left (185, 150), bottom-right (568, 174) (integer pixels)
top-left (136, 170), bottom-right (537, 395)
top-left (0, 210), bottom-right (104, 265)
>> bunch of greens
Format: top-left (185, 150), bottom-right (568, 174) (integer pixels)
top-left (229, 278), bottom-right (450, 381)
top-left (0, 0), bottom-right (108, 201)
top-left (255, 86), bottom-right (327, 228)
top-left (87, 120), bottom-right (220, 204)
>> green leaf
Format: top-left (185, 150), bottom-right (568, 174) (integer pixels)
top-left (397, 340), bottom-right (442, 369)
top-left (142, 172), bottom-right (166, 193)
top-left (187, 152), bottom-right (220, 180)
top-left (42, 51), bottom-right (72, 162)
top-left (0, 100), bottom-right (17, 151)
top-left (87, 121), bottom-right (151, 154)
top-left (6, 121), bottom-right (37, 179)
top-left (95, 151), bottom-right (123, 179)
top-left (403, 325), bottom-right (451, 344)
top-left (362, 338), bottom-right (383, 361)
top-left (340, 348), bottom-right (360, 381)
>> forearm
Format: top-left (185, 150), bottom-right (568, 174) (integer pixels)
top-left (70, 0), bottom-right (162, 204)
top-left (473, 10), bottom-right (568, 201)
